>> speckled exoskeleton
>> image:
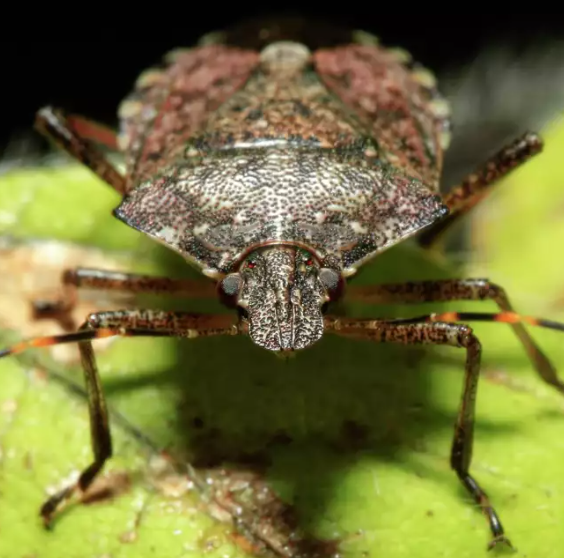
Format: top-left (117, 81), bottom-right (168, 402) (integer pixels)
top-left (2, 20), bottom-right (563, 550)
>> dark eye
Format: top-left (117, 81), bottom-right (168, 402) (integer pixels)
top-left (218, 273), bottom-right (242, 309)
top-left (319, 268), bottom-right (344, 301)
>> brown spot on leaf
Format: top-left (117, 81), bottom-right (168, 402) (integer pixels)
top-left (0, 239), bottom-right (137, 363)
top-left (483, 368), bottom-right (529, 393)
top-left (196, 467), bottom-right (343, 558)
top-left (335, 419), bottom-right (370, 451)
top-left (267, 430), bottom-right (294, 448)
top-left (80, 470), bottom-right (132, 505)
top-left (23, 451), bottom-right (33, 471)
top-left (1, 399), bottom-right (17, 414)
top-left (230, 531), bottom-right (266, 556)
top-left (119, 530), bottom-right (138, 544)
top-left (554, 289), bottom-right (564, 310)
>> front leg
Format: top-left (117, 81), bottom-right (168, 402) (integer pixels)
top-left (0, 310), bottom-right (238, 526)
top-left (346, 278), bottom-right (564, 393)
top-left (326, 316), bottom-right (510, 550)
top-left (418, 132), bottom-right (542, 249)
top-left (32, 267), bottom-right (217, 331)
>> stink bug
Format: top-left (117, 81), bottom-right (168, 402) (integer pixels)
top-left (1, 19), bottom-right (563, 550)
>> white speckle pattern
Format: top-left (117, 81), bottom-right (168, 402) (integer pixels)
top-left (115, 35), bottom-right (451, 279)
top-left (115, 148), bottom-right (447, 275)
top-left (193, 223), bottom-right (210, 236)
top-left (349, 221), bottom-right (368, 234)
top-left (314, 211), bottom-right (326, 224)
top-left (327, 204), bottom-right (347, 212)
top-left (157, 226), bottom-right (179, 244)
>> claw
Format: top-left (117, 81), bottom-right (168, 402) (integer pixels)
top-left (487, 534), bottom-right (514, 552)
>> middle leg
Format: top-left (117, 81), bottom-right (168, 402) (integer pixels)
top-left (0, 309), bottom-right (238, 526)
top-left (326, 316), bottom-right (510, 549)
top-left (32, 268), bottom-right (217, 330)
top-left (346, 278), bottom-right (564, 393)
top-left (418, 132), bottom-right (542, 249)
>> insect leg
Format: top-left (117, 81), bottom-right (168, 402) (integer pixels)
top-left (63, 113), bottom-right (119, 150)
top-left (418, 132), bottom-right (542, 248)
top-left (0, 310), bottom-right (237, 526)
top-left (35, 106), bottom-right (126, 194)
top-left (325, 316), bottom-right (510, 550)
top-left (346, 278), bottom-right (564, 393)
top-left (32, 267), bottom-right (217, 328)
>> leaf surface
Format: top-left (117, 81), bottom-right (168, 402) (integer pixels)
top-left (0, 120), bottom-right (563, 558)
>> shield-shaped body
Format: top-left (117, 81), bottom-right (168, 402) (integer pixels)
top-left (113, 21), bottom-right (451, 350)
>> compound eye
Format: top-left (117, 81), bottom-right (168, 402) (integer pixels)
top-left (319, 268), bottom-right (343, 301)
top-left (243, 253), bottom-right (261, 272)
top-left (319, 268), bottom-right (340, 290)
top-left (221, 274), bottom-right (242, 295)
top-left (218, 273), bottom-right (243, 308)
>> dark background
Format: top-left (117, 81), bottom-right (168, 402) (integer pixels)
top-left (2, 9), bottom-right (564, 170)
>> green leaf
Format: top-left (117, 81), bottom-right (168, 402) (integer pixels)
top-left (1, 120), bottom-right (564, 558)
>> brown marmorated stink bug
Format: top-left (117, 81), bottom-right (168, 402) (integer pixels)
top-left (2, 20), bottom-right (564, 551)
